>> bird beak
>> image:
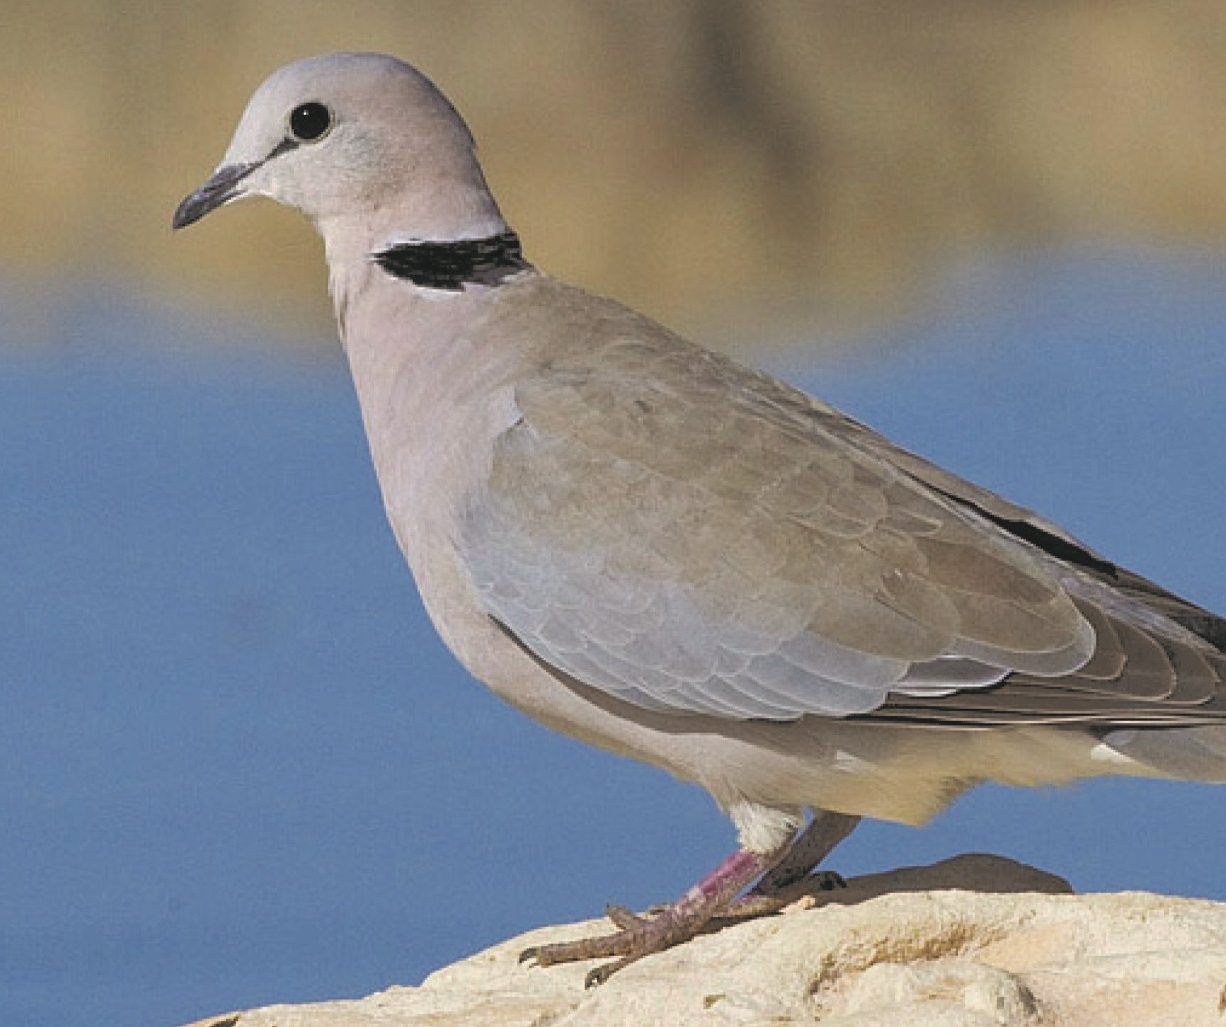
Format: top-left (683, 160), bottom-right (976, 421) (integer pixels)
top-left (172, 161), bottom-right (259, 230)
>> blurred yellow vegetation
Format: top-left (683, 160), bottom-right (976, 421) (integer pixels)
top-left (5, 0), bottom-right (1226, 349)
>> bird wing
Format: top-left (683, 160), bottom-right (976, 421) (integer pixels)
top-left (459, 328), bottom-right (1126, 721)
top-left (821, 387), bottom-right (1226, 725)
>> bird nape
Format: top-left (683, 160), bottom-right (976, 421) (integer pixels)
top-left (174, 51), bottom-right (1226, 987)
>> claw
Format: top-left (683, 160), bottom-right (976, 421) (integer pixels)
top-left (585, 957), bottom-right (632, 988)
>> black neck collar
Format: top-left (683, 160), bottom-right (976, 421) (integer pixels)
top-left (371, 230), bottom-right (531, 291)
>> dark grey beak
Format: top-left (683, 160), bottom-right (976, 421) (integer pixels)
top-left (172, 161), bottom-right (259, 230)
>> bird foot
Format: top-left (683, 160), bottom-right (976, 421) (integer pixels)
top-left (519, 848), bottom-right (776, 986)
top-left (519, 813), bottom-right (860, 986)
top-left (520, 900), bottom-right (706, 986)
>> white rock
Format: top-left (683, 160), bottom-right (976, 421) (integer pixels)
top-left (180, 855), bottom-right (1226, 1027)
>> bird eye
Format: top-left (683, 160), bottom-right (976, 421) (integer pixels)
top-left (288, 102), bottom-right (332, 142)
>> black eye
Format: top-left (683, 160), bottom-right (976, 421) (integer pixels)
top-left (289, 102), bottom-right (332, 142)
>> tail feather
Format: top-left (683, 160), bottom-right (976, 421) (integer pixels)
top-left (1100, 725), bottom-right (1226, 782)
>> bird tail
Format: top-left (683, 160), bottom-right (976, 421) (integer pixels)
top-left (1098, 725), bottom-right (1226, 782)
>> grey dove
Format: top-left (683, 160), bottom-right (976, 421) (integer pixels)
top-left (174, 52), bottom-right (1226, 985)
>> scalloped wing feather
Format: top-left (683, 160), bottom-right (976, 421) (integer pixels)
top-left (460, 331), bottom-right (1101, 721)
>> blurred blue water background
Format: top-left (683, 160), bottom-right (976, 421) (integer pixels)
top-left (1, 249), bottom-right (1224, 1027)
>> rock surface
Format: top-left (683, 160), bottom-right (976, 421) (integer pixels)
top-left (181, 855), bottom-right (1226, 1027)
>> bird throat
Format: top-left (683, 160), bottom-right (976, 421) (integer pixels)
top-left (371, 230), bottom-right (531, 291)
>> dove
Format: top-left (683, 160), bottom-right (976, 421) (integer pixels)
top-left (174, 52), bottom-right (1226, 985)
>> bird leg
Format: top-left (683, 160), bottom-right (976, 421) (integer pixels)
top-left (520, 846), bottom-right (784, 986)
top-left (723, 810), bottom-right (860, 918)
top-left (520, 810), bottom-right (860, 986)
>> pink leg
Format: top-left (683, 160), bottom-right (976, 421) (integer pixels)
top-left (521, 846), bottom-right (785, 987)
top-left (520, 810), bottom-right (861, 985)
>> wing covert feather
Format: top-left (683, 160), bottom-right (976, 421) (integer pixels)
top-left (460, 331), bottom-right (1101, 721)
